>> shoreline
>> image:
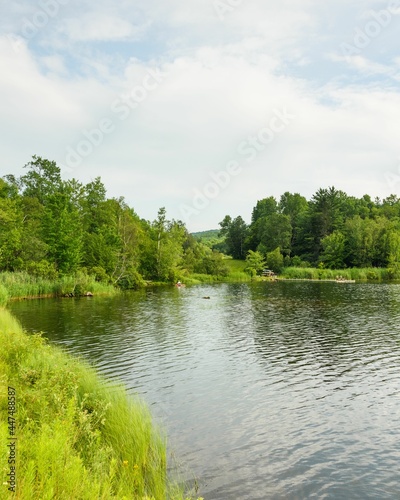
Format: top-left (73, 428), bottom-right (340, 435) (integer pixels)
top-left (0, 307), bottom-right (198, 499)
top-left (1, 265), bottom-right (399, 306)
top-left (275, 278), bottom-right (356, 283)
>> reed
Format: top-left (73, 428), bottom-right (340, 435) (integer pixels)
top-left (222, 271), bottom-right (250, 282)
top-left (280, 267), bottom-right (392, 281)
top-left (0, 272), bottom-right (117, 302)
top-left (0, 284), bottom-right (8, 307)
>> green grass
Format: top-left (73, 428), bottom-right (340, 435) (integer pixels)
top-left (280, 266), bottom-right (392, 281)
top-left (191, 259), bottom-right (397, 283)
top-left (183, 259), bottom-right (397, 284)
top-left (0, 284), bottom-right (8, 307)
top-left (222, 259), bottom-right (250, 282)
top-left (0, 272), bottom-right (118, 302)
top-left (182, 274), bottom-right (219, 285)
top-left (182, 268), bottom-right (250, 285)
top-left (223, 258), bottom-right (247, 273)
top-left (0, 308), bottom-right (200, 499)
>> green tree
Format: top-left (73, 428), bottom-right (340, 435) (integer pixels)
top-left (303, 186), bottom-right (348, 263)
top-left (110, 198), bottom-right (144, 287)
top-left (245, 250), bottom-right (266, 277)
top-left (41, 183), bottom-right (83, 274)
top-left (247, 197), bottom-right (278, 250)
top-left (201, 250), bottom-right (229, 276)
top-left (145, 209), bottom-right (187, 281)
top-left (0, 179), bottom-right (23, 270)
top-left (20, 156), bottom-right (62, 204)
top-left (344, 216), bottom-right (373, 267)
top-left (387, 229), bottom-right (400, 277)
top-left (256, 213), bottom-right (292, 256)
top-left (219, 215), bottom-right (248, 259)
top-left (320, 230), bottom-right (346, 269)
top-left (265, 247), bottom-right (284, 273)
top-left (279, 192), bottom-right (308, 252)
top-left (19, 196), bottom-right (50, 276)
top-left (251, 197), bottom-right (278, 223)
top-left (380, 194), bottom-right (400, 219)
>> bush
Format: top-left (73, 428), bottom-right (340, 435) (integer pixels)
top-left (24, 260), bottom-right (58, 280)
top-left (90, 266), bottom-right (110, 283)
top-left (117, 268), bottom-right (146, 289)
top-left (266, 247), bottom-right (284, 273)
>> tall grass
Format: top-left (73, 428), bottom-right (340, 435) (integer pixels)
top-left (222, 271), bottom-right (250, 282)
top-left (220, 259), bottom-right (250, 282)
top-left (280, 267), bottom-right (391, 281)
top-left (0, 308), bottom-right (198, 499)
top-left (0, 284), bottom-right (8, 307)
top-left (0, 271), bottom-right (117, 301)
top-left (182, 271), bottom-right (250, 285)
top-left (223, 259), bottom-right (247, 273)
top-left (183, 262), bottom-right (395, 284)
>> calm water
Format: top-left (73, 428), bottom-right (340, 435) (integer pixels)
top-left (9, 282), bottom-right (400, 499)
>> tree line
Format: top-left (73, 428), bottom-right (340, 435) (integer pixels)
top-left (2, 157), bottom-right (400, 284)
top-left (219, 187), bottom-right (400, 276)
top-left (0, 156), bottom-right (228, 287)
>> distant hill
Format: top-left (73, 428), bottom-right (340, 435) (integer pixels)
top-left (191, 229), bottom-right (220, 239)
top-left (191, 229), bottom-right (227, 252)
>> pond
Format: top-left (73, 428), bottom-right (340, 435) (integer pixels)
top-left (9, 281), bottom-right (400, 499)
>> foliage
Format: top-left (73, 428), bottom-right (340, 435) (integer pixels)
top-left (0, 157), bottom-right (232, 290)
top-left (219, 215), bottom-right (248, 259)
top-left (265, 247), bottom-right (284, 273)
top-left (191, 229), bottom-right (226, 252)
top-left (245, 250), bottom-right (266, 277)
top-left (254, 213), bottom-right (292, 256)
top-left (2, 157), bottom-right (400, 285)
top-left (320, 230), bottom-right (346, 269)
top-left (218, 186), bottom-right (400, 278)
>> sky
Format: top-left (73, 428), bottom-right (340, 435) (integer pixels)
top-left (1, 0), bottom-right (400, 231)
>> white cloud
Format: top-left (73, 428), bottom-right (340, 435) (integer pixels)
top-left (330, 53), bottom-right (397, 78)
top-left (62, 13), bottom-right (150, 42)
top-left (1, 1), bottom-right (399, 230)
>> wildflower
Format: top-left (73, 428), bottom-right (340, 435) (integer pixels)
top-left (122, 460), bottom-right (128, 467)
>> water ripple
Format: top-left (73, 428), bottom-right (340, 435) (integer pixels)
top-left (9, 282), bottom-right (400, 499)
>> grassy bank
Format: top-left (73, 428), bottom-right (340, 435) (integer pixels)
top-left (279, 266), bottom-right (394, 281)
top-left (0, 308), bottom-right (197, 499)
top-left (181, 259), bottom-right (250, 285)
top-left (178, 261), bottom-right (399, 286)
top-left (223, 259), bottom-right (250, 282)
top-left (0, 271), bottom-right (118, 303)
